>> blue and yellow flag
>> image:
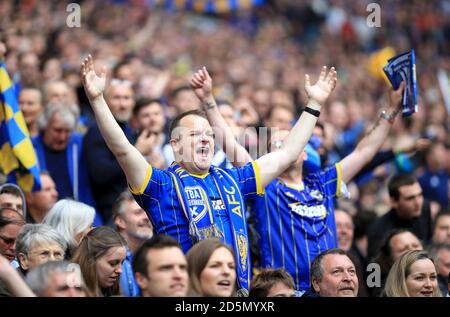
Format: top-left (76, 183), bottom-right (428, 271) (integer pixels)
top-left (366, 46), bottom-right (396, 83)
top-left (148, 0), bottom-right (265, 14)
top-left (0, 62), bottom-right (41, 192)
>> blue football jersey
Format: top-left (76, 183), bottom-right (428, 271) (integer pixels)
top-left (131, 161), bottom-right (263, 253)
top-left (251, 163), bottom-right (343, 290)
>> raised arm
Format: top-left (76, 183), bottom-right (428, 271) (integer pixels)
top-left (339, 82), bottom-right (405, 183)
top-left (0, 255), bottom-right (35, 297)
top-left (257, 66), bottom-right (337, 187)
top-left (190, 67), bottom-right (252, 166)
top-left (81, 55), bottom-right (149, 191)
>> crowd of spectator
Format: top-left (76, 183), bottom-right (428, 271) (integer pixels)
top-left (0, 0), bottom-right (449, 297)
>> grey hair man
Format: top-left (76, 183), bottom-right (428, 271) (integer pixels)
top-left (37, 102), bottom-right (79, 152)
top-left (113, 191), bottom-right (153, 253)
top-left (26, 261), bottom-right (88, 297)
top-left (113, 191), bottom-right (153, 297)
top-left (310, 248), bottom-right (359, 297)
top-left (16, 223), bottom-right (67, 273)
top-left (33, 102), bottom-right (96, 212)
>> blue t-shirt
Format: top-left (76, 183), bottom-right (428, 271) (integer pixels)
top-left (251, 163), bottom-right (343, 291)
top-left (131, 161), bottom-right (263, 253)
top-left (43, 145), bottom-right (73, 199)
top-left (119, 248), bottom-right (140, 297)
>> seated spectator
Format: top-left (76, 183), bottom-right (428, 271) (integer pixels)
top-left (132, 235), bottom-right (188, 297)
top-left (370, 229), bottom-right (423, 297)
top-left (383, 250), bottom-right (441, 297)
top-left (432, 210), bottom-right (450, 244)
top-left (186, 239), bottom-right (236, 297)
top-left (25, 172), bottom-right (58, 223)
top-left (0, 183), bottom-right (26, 217)
top-left (16, 224), bottom-right (67, 275)
top-left (310, 248), bottom-right (359, 297)
top-left (71, 226), bottom-right (126, 297)
top-left (25, 261), bottom-right (88, 297)
top-left (427, 243), bottom-right (450, 296)
top-left (113, 191), bottom-right (153, 296)
top-left (43, 199), bottom-right (95, 259)
top-left (249, 268), bottom-right (296, 297)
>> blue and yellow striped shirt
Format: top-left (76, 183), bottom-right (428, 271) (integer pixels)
top-left (251, 163), bottom-right (343, 291)
top-left (131, 161), bottom-right (264, 253)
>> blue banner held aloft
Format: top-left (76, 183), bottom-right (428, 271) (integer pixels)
top-left (383, 49), bottom-right (418, 117)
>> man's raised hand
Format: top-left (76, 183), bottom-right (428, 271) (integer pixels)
top-left (81, 54), bottom-right (106, 100)
top-left (305, 66), bottom-right (337, 106)
top-left (387, 81), bottom-right (405, 116)
top-left (190, 66), bottom-right (213, 102)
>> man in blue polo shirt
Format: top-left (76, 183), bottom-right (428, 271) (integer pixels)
top-left (80, 55), bottom-right (336, 294)
top-left (200, 64), bottom-right (405, 290)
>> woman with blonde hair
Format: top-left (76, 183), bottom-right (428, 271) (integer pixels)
top-left (71, 226), bottom-right (126, 297)
top-left (186, 239), bottom-right (237, 297)
top-left (383, 250), bottom-right (441, 297)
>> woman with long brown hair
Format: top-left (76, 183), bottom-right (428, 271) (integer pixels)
top-left (71, 226), bottom-right (127, 296)
top-left (186, 239), bottom-right (236, 297)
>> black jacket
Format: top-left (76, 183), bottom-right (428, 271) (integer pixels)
top-left (366, 201), bottom-right (432, 261)
top-left (83, 121), bottom-right (135, 223)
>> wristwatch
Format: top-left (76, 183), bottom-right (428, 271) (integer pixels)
top-left (380, 110), bottom-right (395, 124)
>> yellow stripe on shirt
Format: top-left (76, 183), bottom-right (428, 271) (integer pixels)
top-left (252, 160), bottom-right (264, 195)
top-left (335, 162), bottom-right (342, 197)
top-left (129, 164), bottom-right (153, 195)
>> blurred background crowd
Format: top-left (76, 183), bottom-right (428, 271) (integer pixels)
top-left (0, 0), bottom-right (449, 297)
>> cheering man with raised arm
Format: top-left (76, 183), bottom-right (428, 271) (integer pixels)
top-left (81, 55), bottom-right (336, 295)
top-left (191, 66), bottom-right (404, 291)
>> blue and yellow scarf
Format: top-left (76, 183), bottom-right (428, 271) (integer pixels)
top-left (168, 162), bottom-right (251, 294)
